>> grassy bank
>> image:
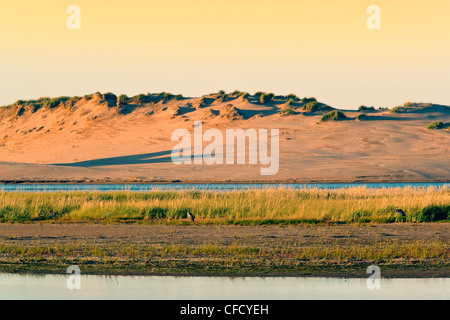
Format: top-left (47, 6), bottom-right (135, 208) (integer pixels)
top-left (0, 186), bottom-right (449, 224)
top-left (0, 239), bottom-right (447, 276)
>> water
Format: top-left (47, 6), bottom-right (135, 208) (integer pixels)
top-left (0, 182), bottom-right (448, 192)
top-left (0, 274), bottom-right (447, 300)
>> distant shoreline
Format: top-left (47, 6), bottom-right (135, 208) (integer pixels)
top-left (1, 178), bottom-right (449, 185)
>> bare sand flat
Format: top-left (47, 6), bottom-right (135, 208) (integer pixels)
top-left (0, 93), bottom-right (449, 183)
top-left (1, 223), bottom-right (448, 246)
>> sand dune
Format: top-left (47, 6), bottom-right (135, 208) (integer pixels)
top-left (0, 92), bottom-right (449, 183)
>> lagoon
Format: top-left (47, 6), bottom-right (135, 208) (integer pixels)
top-left (0, 182), bottom-right (448, 193)
top-left (0, 274), bottom-right (448, 300)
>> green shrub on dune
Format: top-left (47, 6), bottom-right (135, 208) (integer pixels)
top-left (427, 121), bottom-right (450, 130)
top-left (230, 90), bottom-right (243, 97)
top-left (117, 94), bottom-right (128, 107)
top-left (391, 102), bottom-right (435, 114)
top-left (131, 94), bottom-right (148, 104)
top-left (5, 96), bottom-right (80, 112)
top-left (280, 108), bottom-right (295, 117)
top-left (285, 98), bottom-right (295, 107)
top-left (358, 105), bottom-right (376, 112)
top-left (286, 94), bottom-right (299, 101)
top-left (391, 106), bottom-right (402, 113)
top-left (320, 110), bottom-right (347, 122)
top-left (216, 93), bottom-right (229, 103)
top-left (304, 101), bottom-right (319, 112)
top-left (260, 93), bottom-right (274, 104)
top-left (427, 121), bottom-right (444, 130)
top-left (301, 97), bottom-right (317, 103)
top-left (44, 97), bottom-right (72, 109)
top-left (355, 113), bottom-right (368, 121)
top-left (303, 101), bottom-right (333, 113)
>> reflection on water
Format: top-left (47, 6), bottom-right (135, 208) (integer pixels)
top-left (0, 274), bottom-right (448, 300)
top-left (0, 182), bottom-right (449, 193)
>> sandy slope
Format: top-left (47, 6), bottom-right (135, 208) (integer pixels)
top-left (0, 94), bottom-right (449, 183)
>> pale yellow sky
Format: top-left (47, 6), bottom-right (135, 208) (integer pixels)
top-left (1, 0), bottom-right (450, 108)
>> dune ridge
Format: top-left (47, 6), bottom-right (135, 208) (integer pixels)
top-left (0, 91), bottom-right (449, 183)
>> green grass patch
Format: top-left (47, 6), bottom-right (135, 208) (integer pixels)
top-left (427, 121), bottom-right (450, 130)
top-left (303, 101), bottom-right (334, 113)
top-left (355, 113), bottom-right (368, 121)
top-left (320, 110), bottom-right (347, 122)
top-left (280, 108), bottom-right (296, 117)
top-left (260, 93), bottom-right (274, 104)
top-left (358, 106), bottom-right (376, 112)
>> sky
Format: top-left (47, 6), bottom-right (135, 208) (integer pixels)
top-left (1, 0), bottom-right (450, 109)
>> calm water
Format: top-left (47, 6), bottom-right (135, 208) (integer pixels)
top-left (0, 274), bottom-right (448, 300)
top-left (0, 182), bottom-right (448, 192)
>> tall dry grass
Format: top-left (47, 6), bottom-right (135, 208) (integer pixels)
top-left (0, 186), bottom-right (448, 224)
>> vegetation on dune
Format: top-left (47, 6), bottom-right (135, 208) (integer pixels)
top-left (115, 92), bottom-right (184, 105)
top-left (427, 121), bottom-right (450, 130)
top-left (16, 91), bottom-right (306, 108)
top-left (273, 94), bottom-right (300, 101)
top-left (286, 94), bottom-right (299, 101)
top-left (304, 101), bottom-right (319, 112)
top-left (301, 97), bottom-right (317, 103)
top-left (3, 93), bottom-right (448, 125)
top-left (230, 90), bottom-right (249, 98)
top-left (4, 96), bottom-right (80, 113)
top-left (0, 91), bottom-right (190, 117)
top-left (131, 94), bottom-right (147, 104)
top-left (280, 107), bottom-right (296, 117)
top-left (285, 98), bottom-right (295, 107)
top-left (303, 101), bottom-right (334, 113)
top-left (391, 106), bottom-right (402, 113)
top-left (358, 105), bottom-right (376, 112)
top-left (117, 94), bottom-right (128, 107)
top-left (320, 110), bottom-right (347, 122)
top-left (355, 113), bottom-right (368, 121)
top-left (259, 93), bottom-right (274, 104)
top-left (0, 187), bottom-right (448, 224)
top-left (214, 90), bottom-right (231, 103)
top-left (216, 94), bottom-right (229, 103)
top-left (152, 92), bottom-right (184, 103)
top-left (391, 102), bottom-right (438, 113)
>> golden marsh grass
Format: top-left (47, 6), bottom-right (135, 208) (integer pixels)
top-left (0, 186), bottom-right (448, 224)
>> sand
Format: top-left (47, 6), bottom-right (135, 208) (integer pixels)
top-left (0, 94), bottom-right (449, 183)
top-left (1, 223), bottom-right (448, 247)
